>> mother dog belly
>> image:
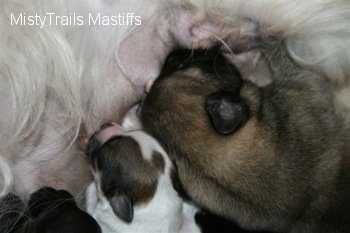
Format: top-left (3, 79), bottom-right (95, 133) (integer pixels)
top-left (0, 0), bottom-right (229, 198)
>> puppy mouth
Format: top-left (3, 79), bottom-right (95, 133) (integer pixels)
top-left (87, 123), bottom-right (125, 155)
top-left (97, 123), bottom-right (125, 143)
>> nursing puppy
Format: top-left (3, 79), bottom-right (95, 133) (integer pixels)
top-left (141, 43), bottom-right (350, 232)
top-left (85, 124), bottom-right (200, 233)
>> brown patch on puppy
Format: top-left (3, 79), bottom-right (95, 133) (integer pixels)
top-left (91, 136), bottom-right (164, 206)
top-left (141, 44), bottom-right (350, 232)
top-left (151, 152), bottom-right (165, 174)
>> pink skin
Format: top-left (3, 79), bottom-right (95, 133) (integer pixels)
top-left (223, 51), bottom-right (273, 87)
top-left (80, 8), bottom-right (224, 145)
top-left (4, 2), bottom-right (258, 200)
top-left (118, 5), bottom-right (233, 92)
top-left (82, 6), bottom-right (232, 140)
top-left (59, 4), bottom-right (238, 197)
top-left (96, 123), bottom-right (125, 144)
top-left (82, 7), bottom-right (233, 146)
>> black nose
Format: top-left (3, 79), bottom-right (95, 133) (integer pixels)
top-left (205, 91), bottom-right (249, 135)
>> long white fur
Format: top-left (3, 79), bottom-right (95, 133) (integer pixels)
top-left (0, 0), bottom-right (207, 199)
top-left (0, 0), bottom-right (161, 198)
top-left (0, 0), bottom-right (349, 205)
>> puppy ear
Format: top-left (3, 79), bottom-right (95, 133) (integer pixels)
top-left (109, 193), bottom-right (134, 223)
top-left (223, 50), bottom-right (272, 87)
top-left (205, 92), bottom-right (248, 135)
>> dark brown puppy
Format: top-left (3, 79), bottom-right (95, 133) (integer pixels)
top-left (140, 42), bottom-right (350, 232)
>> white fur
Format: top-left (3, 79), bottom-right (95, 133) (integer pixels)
top-left (86, 130), bottom-right (200, 233)
top-left (0, 0), bottom-right (195, 199)
top-left (0, 0), bottom-right (349, 207)
top-left (86, 175), bottom-right (185, 233)
top-left (0, 156), bottom-right (13, 197)
top-left (127, 131), bottom-right (169, 162)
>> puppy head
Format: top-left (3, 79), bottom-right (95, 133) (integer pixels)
top-left (141, 48), bottom-right (252, 156)
top-left (152, 48), bottom-right (249, 136)
top-left (86, 124), bottom-right (170, 223)
top-left (140, 47), bottom-right (343, 229)
top-left (140, 49), bottom-right (263, 219)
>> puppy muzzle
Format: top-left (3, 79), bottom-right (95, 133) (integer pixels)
top-left (87, 123), bottom-right (125, 157)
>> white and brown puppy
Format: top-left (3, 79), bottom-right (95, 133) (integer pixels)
top-left (85, 124), bottom-right (200, 233)
top-left (141, 42), bottom-right (350, 232)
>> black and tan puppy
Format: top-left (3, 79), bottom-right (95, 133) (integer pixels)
top-left (140, 41), bottom-right (350, 232)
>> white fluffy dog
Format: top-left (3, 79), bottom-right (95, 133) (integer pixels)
top-left (0, 0), bottom-right (349, 218)
top-left (0, 0), bottom-right (220, 199)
